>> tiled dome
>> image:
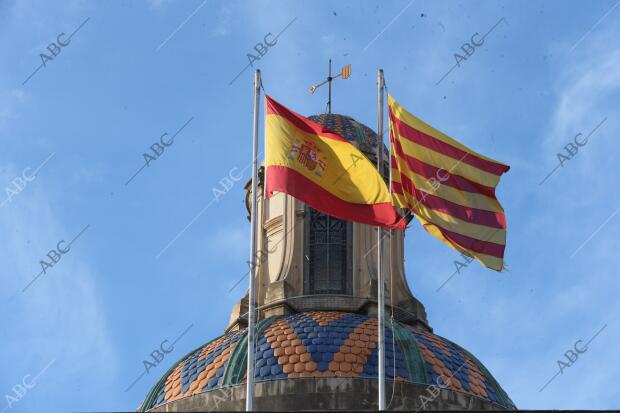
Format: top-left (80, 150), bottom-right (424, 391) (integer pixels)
top-left (140, 311), bottom-right (515, 411)
top-left (308, 114), bottom-right (379, 154)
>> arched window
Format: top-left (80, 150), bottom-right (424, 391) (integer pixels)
top-left (304, 206), bottom-right (352, 295)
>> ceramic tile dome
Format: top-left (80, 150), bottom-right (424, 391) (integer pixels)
top-left (140, 311), bottom-right (515, 411)
top-left (308, 113), bottom-right (379, 154)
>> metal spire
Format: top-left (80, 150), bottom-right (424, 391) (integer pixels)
top-left (309, 59), bottom-right (351, 114)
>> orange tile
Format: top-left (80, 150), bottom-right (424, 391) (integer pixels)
top-left (278, 355), bottom-right (288, 365)
top-left (284, 347), bottom-right (295, 356)
top-left (328, 361), bottom-right (340, 372)
top-left (283, 363), bottom-right (294, 374)
top-left (289, 354), bottom-right (300, 364)
top-left (288, 372), bottom-right (300, 379)
top-left (345, 353), bottom-right (357, 363)
top-left (340, 362), bottom-right (352, 372)
top-left (281, 340), bottom-right (291, 348)
top-left (333, 353), bottom-right (345, 362)
top-left (305, 361), bottom-right (317, 372)
top-left (274, 347), bottom-right (285, 357)
top-left (300, 353), bottom-right (311, 363)
top-left (341, 346), bottom-right (351, 354)
top-left (291, 339), bottom-right (302, 346)
top-left (294, 362), bottom-right (305, 373)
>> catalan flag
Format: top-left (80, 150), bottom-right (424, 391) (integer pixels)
top-left (265, 96), bottom-right (405, 229)
top-left (388, 95), bottom-right (509, 271)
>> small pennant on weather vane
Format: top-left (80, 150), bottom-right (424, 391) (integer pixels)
top-left (308, 60), bottom-right (351, 113)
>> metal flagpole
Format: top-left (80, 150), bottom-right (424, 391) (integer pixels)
top-left (327, 59), bottom-right (332, 113)
top-left (246, 69), bottom-right (261, 412)
top-left (376, 69), bottom-right (386, 411)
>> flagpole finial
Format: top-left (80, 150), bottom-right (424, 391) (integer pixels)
top-left (308, 61), bottom-right (351, 114)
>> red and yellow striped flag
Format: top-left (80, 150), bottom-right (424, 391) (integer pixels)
top-left (388, 95), bottom-right (509, 271)
top-left (265, 96), bottom-right (405, 229)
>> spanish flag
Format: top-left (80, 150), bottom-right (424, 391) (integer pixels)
top-left (265, 96), bottom-right (405, 229)
top-left (388, 95), bottom-right (509, 270)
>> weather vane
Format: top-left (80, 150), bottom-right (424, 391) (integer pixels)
top-left (309, 59), bottom-right (351, 114)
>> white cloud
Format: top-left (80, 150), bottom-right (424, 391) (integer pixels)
top-left (147, 0), bottom-right (168, 10)
top-left (204, 224), bottom-right (246, 258)
top-left (0, 162), bottom-right (117, 407)
top-left (544, 23), bottom-right (620, 159)
top-left (208, 3), bottom-right (233, 38)
top-left (0, 89), bottom-right (29, 133)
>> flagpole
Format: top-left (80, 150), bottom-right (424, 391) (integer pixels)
top-left (246, 69), bottom-right (261, 412)
top-left (376, 69), bottom-right (386, 411)
top-left (327, 59), bottom-right (332, 113)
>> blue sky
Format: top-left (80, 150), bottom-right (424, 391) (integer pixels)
top-left (1, 0), bottom-right (619, 411)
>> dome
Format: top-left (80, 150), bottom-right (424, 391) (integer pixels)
top-left (308, 113), bottom-right (379, 154)
top-left (140, 311), bottom-right (515, 411)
